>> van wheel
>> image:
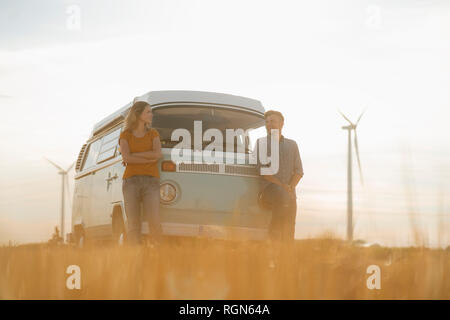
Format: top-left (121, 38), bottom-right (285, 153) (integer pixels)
top-left (112, 214), bottom-right (126, 246)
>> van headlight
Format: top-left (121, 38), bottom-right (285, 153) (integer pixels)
top-left (160, 182), bottom-right (177, 204)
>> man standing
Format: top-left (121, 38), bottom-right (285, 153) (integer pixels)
top-left (254, 110), bottom-right (304, 241)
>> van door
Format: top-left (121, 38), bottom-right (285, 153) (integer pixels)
top-left (89, 127), bottom-right (122, 237)
top-left (72, 174), bottom-right (93, 227)
top-left (110, 160), bottom-right (125, 205)
top-left (76, 138), bottom-right (102, 231)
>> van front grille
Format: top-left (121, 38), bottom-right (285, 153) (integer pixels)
top-left (224, 165), bottom-right (258, 176)
top-left (177, 163), bottom-right (259, 177)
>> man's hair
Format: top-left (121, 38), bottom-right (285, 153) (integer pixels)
top-left (264, 110), bottom-right (284, 122)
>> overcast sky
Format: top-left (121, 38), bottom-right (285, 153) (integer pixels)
top-left (1, 0), bottom-right (449, 246)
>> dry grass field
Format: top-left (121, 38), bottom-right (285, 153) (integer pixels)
top-left (0, 235), bottom-right (449, 300)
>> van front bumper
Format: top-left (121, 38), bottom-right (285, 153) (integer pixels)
top-left (141, 222), bottom-right (268, 240)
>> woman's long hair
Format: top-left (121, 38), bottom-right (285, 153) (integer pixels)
top-left (123, 100), bottom-right (152, 132)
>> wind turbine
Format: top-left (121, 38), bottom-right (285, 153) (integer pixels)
top-left (45, 158), bottom-right (75, 243)
top-left (338, 109), bottom-right (365, 242)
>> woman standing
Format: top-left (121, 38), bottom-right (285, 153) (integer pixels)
top-left (119, 100), bottom-right (163, 245)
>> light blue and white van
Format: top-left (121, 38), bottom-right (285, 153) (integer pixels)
top-left (70, 90), bottom-right (271, 244)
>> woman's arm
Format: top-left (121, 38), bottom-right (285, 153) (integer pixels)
top-left (119, 139), bottom-right (157, 164)
top-left (131, 135), bottom-right (162, 160)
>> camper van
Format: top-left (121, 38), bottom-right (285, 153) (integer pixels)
top-left (70, 90), bottom-right (271, 245)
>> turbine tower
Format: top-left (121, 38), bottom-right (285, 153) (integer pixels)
top-left (339, 109), bottom-right (365, 242)
top-left (45, 158), bottom-right (75, 243)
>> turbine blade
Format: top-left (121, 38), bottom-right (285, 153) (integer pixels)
top-left (356, 108), bottom-right (367, 126)
top-left (338, 109), bottom-right (354, 126)
top-left (354, 130), bottom-right (364, 185)
top-left (44, 157), bottom-right (64, 172)
top-left (66, 161), bottom-right (75, 172)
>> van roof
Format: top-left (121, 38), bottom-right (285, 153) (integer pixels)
top-left (90, 90), bottom-right (265, 137)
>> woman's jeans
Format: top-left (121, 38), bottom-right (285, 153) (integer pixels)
top-left (262, 183), bottom-right (297, 242)
top-left (122, 175), bottom-right (162, 245)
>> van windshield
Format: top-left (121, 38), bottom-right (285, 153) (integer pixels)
top-left (152, 106), bottom-right (265, 153)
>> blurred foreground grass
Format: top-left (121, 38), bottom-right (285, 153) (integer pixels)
top-left (1, 236), bottom-right (449, 299)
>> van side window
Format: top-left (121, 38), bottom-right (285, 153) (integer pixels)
top-left (82, 139), bottom-right (102, 171)
top-left (96, 127), bottom-right (122, 164)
